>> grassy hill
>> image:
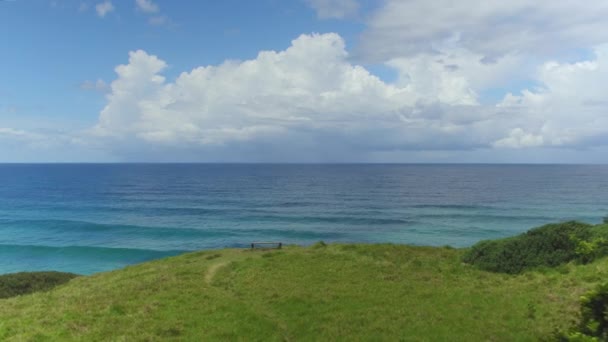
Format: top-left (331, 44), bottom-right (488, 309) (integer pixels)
top-left (2, 226), bottom-right (608, 340)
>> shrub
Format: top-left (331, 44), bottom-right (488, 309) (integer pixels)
top-left (0, 271), bottom-right (78, 299)
top-left (573, 236), bottom-right (608, 264)
top-left (463, 221), bottom-right (593, 274)
top-left (312, 241), bottom-right (327, 249)
top-left (560, 283), bottom-right (608, 341)
top-left (578, 283), bottom-right (608, 340)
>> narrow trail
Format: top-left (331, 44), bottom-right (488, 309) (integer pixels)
top-left (201, 250), bottom-right (293, 341)
top-left (203, 249), bottom-right (280, 284)
top-left (205, 261), bottom-right (229, 284)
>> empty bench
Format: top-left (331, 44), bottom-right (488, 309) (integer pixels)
top-left (250, 242), bottom-right (282, 249)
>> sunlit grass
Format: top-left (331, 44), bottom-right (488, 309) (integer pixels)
top-left (1, 243), bottom-right (606, 340)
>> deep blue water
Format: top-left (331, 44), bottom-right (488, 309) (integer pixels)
top-left (1, 164), bottom-right (607, 275)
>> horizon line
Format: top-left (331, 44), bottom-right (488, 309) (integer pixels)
top-left (0, 162), bottom-right (607, 166)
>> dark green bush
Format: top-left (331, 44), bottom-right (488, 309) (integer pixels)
top-left (312, 241), bottom-right (327, 249)
top-left (559, 283), bottom-right (608, 341)
top-left (578, 283), bottom-right (608, 340)
top-left (463, 221), bottom-right (594, 274)
top-left (0, 271), bottom-right (78, 299)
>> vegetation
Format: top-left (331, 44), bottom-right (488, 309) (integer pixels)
top-left (463, 221), bottom-right (608, 274)
top-left (1, 222), bottom-right (608, 340)
top-left (0, 271), bottom-right (78, 299)
top-left (560, 283), bottom-right (608, 341)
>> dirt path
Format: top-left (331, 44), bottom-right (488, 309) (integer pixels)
top-left (204, 249), bottom-right (277, 284)
top-left (205, 261), bottom-right (229, 284)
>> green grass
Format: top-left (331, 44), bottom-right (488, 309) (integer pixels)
top-left (1, 242), bottom-right (608, 341)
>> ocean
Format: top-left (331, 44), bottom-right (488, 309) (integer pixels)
top-left (1, 164), bottom-right (607, 275)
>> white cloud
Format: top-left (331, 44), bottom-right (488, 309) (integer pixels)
top-left (387, 49), bottom-right (525, 100)
top-left (80, 79), bottom-right (109, 92)
top-left (135, 0), bottom-right (158, 14)
top-left (493, 128), bottom-right (544, 148)
top-left (492, 45), bottom-right (608, 149)
top-left (85, 34), bottom-right (492, 160)
top-left (1, 29), bottom-right (604, 162)
top-left (0, 22), bottom-right (601, 163)
top-left (95, 1), bottom-right (114, 18)
top-left (306, 0), bottom-right (359, 19)
top-left (87, 33), bottom-right (608, 161)
top-left (359, 0), bottom-right (608, 62)
top-left (3, 1), bottom-right (608, 162)
top-left (134, 0), bottom-right (170, 26)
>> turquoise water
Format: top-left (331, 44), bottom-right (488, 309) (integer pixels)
top-left (1, 164), bottom-right (607, 274)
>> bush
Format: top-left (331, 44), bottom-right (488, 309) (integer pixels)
top-left (463, 221), bottom-right (594, 274)
top-left (578, 283), bottom-right (608, 340)
top-left (312, 241), bottom-right (327, 249)
top-left (560, 283), bottom-right (608, 341)
top-left (0, 271), bottom-right (78, 299)
top-left (573, 236), bottom-right (608, 264)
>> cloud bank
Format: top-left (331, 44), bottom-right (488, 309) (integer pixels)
top-left (4, 0), bottom-right (608, 162)
top-left (81, 33), bottom-right (608, 161)
top-left (359, 0), bottom-right (608, 62)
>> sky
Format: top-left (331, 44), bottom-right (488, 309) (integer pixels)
top-left (1, 0), bottom-right (608, 163)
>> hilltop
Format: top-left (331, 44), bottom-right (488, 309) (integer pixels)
top-left (2, 223), bottom-right (608, 340)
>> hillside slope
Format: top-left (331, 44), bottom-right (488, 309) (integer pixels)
top-left (1, 243), bottom-right (607, 341)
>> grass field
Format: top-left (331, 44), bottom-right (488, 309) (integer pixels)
top-left (1, 240), bottom-right (607, 341)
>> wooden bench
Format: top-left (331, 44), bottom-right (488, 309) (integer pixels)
top-left (250, 242), bottom-right (282, 249)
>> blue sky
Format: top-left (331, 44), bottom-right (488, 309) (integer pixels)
top-left (1, 0), bottom-right (365, 128)
top-left (1, 0), bottom-right (608, 162)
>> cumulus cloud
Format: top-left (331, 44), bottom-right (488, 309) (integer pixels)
top-left (85, 34), bottom-right (485, 160)
top-left (85, 33), bottom-right (608, 161)
top-left (93, 34), bottom-right (416, 148)
top-left (493, 45), bottom-right (608, 149)
top-left (493, 128), bottom-right (544, 148)
top-left (0, 29), bottom-right (606, 162)
top-left (3, 1), bottom-right (607, 162)
top-left (95, 1), bottom-right (114, 17)
top-left (306, 0), bottom-right (359, 19)
top-left (135, 0), bottom-right (158, 14)
top-left (359, 0), bottom-right (608, 62)
top-left (386, 48), bottom-right (525, 101)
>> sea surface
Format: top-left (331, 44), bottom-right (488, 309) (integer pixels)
top-left (1, 164), bottom-right (607, 275)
